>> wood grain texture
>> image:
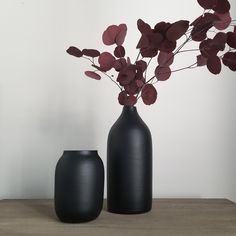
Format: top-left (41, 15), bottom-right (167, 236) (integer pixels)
top-left (0, 199), bottom-right (236, 236)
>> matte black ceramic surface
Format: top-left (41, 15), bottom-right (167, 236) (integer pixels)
top-left (107, 106), bottom-right (152, 214)
top-left (55, 150), bottom-right (104, 222)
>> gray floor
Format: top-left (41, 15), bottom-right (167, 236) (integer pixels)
top-left (0, 199), bottom-right (236, 236)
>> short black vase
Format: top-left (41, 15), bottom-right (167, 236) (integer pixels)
top-left (54, 150), bottom-right (104, 223)
top-left (107, 106), bottom-right (152, 214)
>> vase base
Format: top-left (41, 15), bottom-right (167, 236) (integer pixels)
top-left (107, 207), bottom-right (152, 215)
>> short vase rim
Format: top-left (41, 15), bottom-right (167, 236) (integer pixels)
top-left (63, 150), bottom-right (98, 155)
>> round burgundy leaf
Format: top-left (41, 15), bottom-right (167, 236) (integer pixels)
top-left (66, 46), bottom-right (83, 57)
top-left (102, 25), bottom-right (119, 45)
top-left (207, 56), bottom-right (221, 74)
top-left (136, 79), bottom-right (145, 88)
top-left (197, 0), bottom-right (217, 9)
top-left (113, 58), bottom-right (127, 71)
top-left (114, 45), bottom-right (125, 58)
top-left (141, 84), bottom-right (157, 105)
top-left (124, 81), bottom-right (139, 95)
top-left (213, 0), bottom-right (230, 14)
top-left (155, 66), bottom-right (171, 81)
top-left (159, 39), bottom-right (176, 53)
top-left (154, 21), bottom-right (171, 35)
top-left (125, 95), bottom-right (137, 106)
top-left (166, 20), bottom-right (189, 42)
top-left (212, 32), bottom-right (227, 51)
top-left (140, 47), bottom-right (158, 58)
top-left (137, 35), bottom-right (149, 49)
top-left (82, 49), bottom-right (100, 57)
top-left (136, 60), bottom-right (147, 72)
top-left (200, 39), bottom-right (218, 58)
top-left (118, 91), bottom-right (137, 106)
top-left (148, 32), bottom-right (163, 48)
top-left (158, 52), bottom-right (174, 66)
top-left (227, 32), bottom-right (236, 49)
top-left (191, 28), bottom-right (208, 41)
top-left (213, 12), bottom-right (231, 30)
top-left (117, 66), bottom-right (136, 86)
top-left (137, 19), bottom-right (151, 34)
top-left (115, 24), bottom-right (127, 45)
top-left (197, 55), bottom-right (208, 66)
top-left (222, 52), bottom-right (236, 71)
top-left (98, 52), bottom-right (115, 71)
top-left (118, 91), bottom-right (128, 105)
top-left (84, 71), bottom-right (101, 80)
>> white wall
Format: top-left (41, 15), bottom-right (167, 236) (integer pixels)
top-left (0, 0), bottom-right (236, 202)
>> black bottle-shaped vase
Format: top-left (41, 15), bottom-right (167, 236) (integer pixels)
top-left (107, 106), bottom-right (152, 214)
top-left (55, 150), bottom-right (104, 222)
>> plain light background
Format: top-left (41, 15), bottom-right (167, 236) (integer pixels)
top-left (0, 0), bottom-right (236, 202)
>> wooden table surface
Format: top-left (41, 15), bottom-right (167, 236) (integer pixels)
top-left (0, 199), bottom-right (236, 236)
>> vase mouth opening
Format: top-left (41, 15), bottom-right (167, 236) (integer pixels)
top-left (63, 150), bottom-right (98, 155)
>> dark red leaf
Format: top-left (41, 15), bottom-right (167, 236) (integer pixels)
top-left (102, 25), bottom-right (119, 45)
top-left (124, 81), bottom-right (139, 95)
top-left (213, 0), bottom-right (230, 14)
top-left (227, 32), bottom-right (236, 49)
top-left (113, 58), bottom-right (127, 71)
top-left (136, 79), bottom-right (145, 88)
top-left (66, 46), bottom-right (83, 57)
top-left (197, 0), bottom-right (217, 9)
top-left (98, 52), bottom-right (115, 71)
top-left (222, 52), bottom-right (236, 71)
top-left (154, 21), bottom-right (171, 35)
top-left (213, 12), bottom-right (231, 30)
top-left (148, 32), bottom-right (163, 48)
top-left (207, 56), bottom-right (221, 74)
top-left (114, 46), bottom-right (125, 58)
top-left (140, 47), bottom-right (158, 57)
top-left (200, 39), bottom-right (218, 58)
top-left (137, 35), bottom-right (149, 48)
top-left (115, 24), bottom-right (127, 45)
top-left (212, 32), bottom-right (227, 51)
top-left (125, 95), bottom-right (137, 106)
top-left (117, 66), bottom-right (136, 86)
top-left (190, 13), bottom-right (220, 41)
top-left (82, 49), bottom-right (100, 57)
top-left (158, 52), bottom-right (174, 66)
top-left (159, 39), bottom-right (176, 53)
top-left (191, 13), bottom-right (219, 27)
top-left (84, 71), bottom-right (101, 80)
top-left (191, 28), bottom-right (208, 41)
top-left (155, 66), bottom-right (171, 81)
top-left (137, 19), bottom-right (151, 34)
top-left (136, 60), bottom-right (147, 72)
top-left (141, 84), bottom-right (157, 105)
top-left (197, 55), bottom-right (208, 66)
top-left (166, 20), bottom-right (189, 42)
top-left (118, 91), bottom-right (128, 105)
top-left (118, 91), bottom-right (137, 106)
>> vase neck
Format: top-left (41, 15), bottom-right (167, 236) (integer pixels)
top-left (120, 106), bottom-right (140, 121)
top-left (122, 106), bottom-right (137, 114)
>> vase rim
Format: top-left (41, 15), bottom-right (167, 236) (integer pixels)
top-left (63, 150), bottom-right (98, 155)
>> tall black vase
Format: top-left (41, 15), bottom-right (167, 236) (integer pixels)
top-left (107, 106), bottom-right (152, 214)
top-left (54, 150), bottom-right (104, 223)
